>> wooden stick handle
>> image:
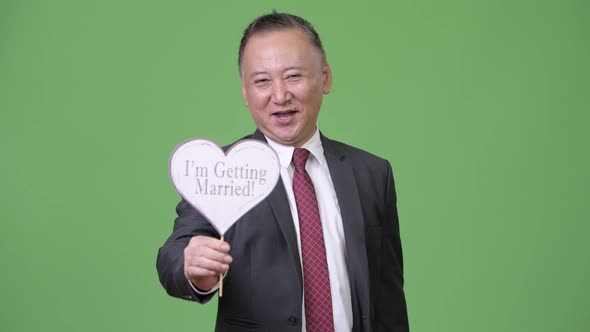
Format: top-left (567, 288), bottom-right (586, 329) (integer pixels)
top-left (219, 235), bottom-right (224, 298)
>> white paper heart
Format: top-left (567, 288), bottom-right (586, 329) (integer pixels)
top-left (169, 139), bottom-right (280, 235)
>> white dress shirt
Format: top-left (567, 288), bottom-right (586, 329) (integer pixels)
top-left (266, 128), bottom-right (352, 332)
top-left (190, 128), bottom-right (353, 331)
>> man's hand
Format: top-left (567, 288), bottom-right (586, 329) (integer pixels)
top-left (184, 235), bottom-right (233, 291)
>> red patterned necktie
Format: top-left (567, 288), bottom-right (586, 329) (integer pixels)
top-left (292, 148), bottom-right (335, 332)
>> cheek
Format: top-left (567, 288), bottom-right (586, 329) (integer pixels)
top-left (294, 85), bottom-right (323, 107)
top-left (246, 90), bottom-right (270, 110)
top-left (248, 107), bottom-right (267, 127)
top-left (290, 86), bottom-right (312, 103)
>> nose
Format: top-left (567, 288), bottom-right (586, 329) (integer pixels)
top-left (270, 80), bottom-right (291, 105)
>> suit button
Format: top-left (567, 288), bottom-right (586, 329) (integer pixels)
top-left (288, 315), bottom-right (298, 325)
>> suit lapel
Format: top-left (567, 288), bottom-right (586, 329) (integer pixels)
top-left (322, 134), bottom-right (371, 332)
top-left (250, 130), bottom-right (303, 288)
top-left (266, 183), bottom-right (304, 288)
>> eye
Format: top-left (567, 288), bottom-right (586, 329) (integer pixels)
top-left (286, 74), bottom-right (302, 80)
top-left (254, 78), bottom-right (270, 87)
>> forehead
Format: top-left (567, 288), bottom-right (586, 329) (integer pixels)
top-left (241, 29), bottom-right (322, 72)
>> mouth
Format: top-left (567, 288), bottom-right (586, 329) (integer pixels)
top-left (272, 110), bottom-right (298, 124)
top-left (272, 110), bottom-right (297, 117)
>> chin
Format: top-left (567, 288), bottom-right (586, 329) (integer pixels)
top-left (269, 130), bottom-right (297, 142)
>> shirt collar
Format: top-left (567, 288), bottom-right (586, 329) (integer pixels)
top-left (264, 128), bottom-right (325, 168)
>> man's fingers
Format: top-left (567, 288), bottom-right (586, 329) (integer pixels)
top-left (187, 235), bottom-right (230, 253)
top-left (183, 235), bottom-right (233, 279)
top-left (185, 239), bottom-right (233, 263)
top-left (190, 244), bottom-right (233, 263)
top-left (186, 255), bottom-right (230, 274)
top-left (185, 264), bottom-right (223, 277)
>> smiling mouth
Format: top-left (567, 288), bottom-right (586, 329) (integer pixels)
top-left (272, 110), bottom-right (297, 118)
top-left (272, 110), bottom-right (297, 124)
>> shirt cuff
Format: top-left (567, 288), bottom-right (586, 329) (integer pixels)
top-left (187, 272), bottom-right (227, 295)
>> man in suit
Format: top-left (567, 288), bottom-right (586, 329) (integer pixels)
top-left (157, 11), bottom-right (409, 331)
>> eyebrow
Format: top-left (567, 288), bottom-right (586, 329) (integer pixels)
top-left (247, 66), bottom-right (306, 79)
top-left (248, 71), bottom-right (267, 79)
top-left (283, 65), bottom-right (305, 72)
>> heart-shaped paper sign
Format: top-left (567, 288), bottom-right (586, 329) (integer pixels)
top-left (170, 139), bottom-right (280, 235)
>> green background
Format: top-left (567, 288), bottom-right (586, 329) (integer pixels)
top-left (1, 0), bottom-right (588, 331)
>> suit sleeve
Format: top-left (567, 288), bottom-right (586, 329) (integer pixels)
top-left (375, 161), bottom-right (410, 331)
top-left (156, 199), bottom-right (220, 304)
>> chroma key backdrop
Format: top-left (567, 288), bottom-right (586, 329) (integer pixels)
top-left (1, 1), bottom-right (588, 331)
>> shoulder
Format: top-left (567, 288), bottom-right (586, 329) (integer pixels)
top-left (221, 132), bottom-right (259, 151)
top-left (321, 135), bottom-right (392, 171)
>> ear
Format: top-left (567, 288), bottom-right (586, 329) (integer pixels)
top-left (241, 81), bottom-right (249, 107)
top-left (321, 64), bottom-right (333, 95)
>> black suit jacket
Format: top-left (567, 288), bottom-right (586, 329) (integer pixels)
top-left (157, 130), bottom-right (409, 331)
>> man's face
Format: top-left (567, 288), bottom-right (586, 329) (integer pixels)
top-left (240, 28), bottom-right (332, 147)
